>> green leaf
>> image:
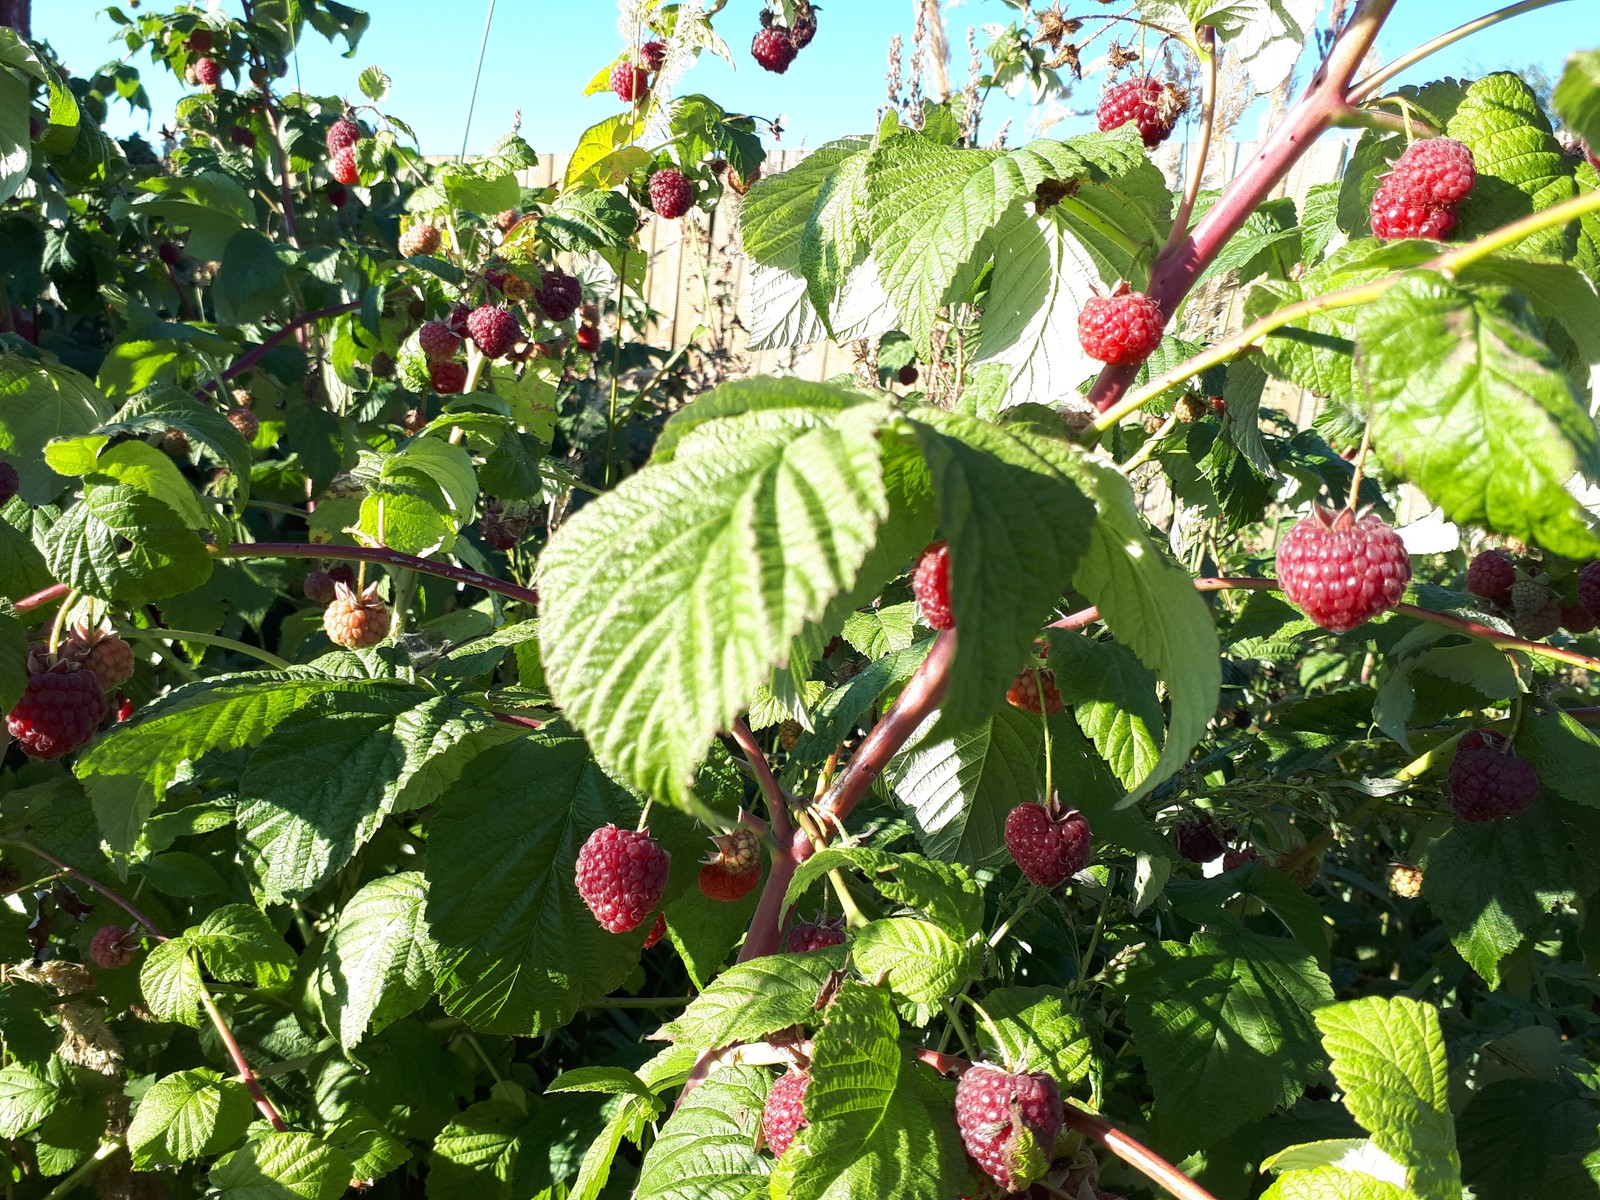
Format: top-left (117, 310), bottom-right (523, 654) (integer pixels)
top-left (1314, 996), bottom-right (1459, 1200)
top-left (0, 356), bottom-right (114, 503)
top-left (973, 986), bottom-right (1094, 1087)
top-left (139, 936), bottom-right (203, 1026)
top-left (1050, 634), bottom-right (1163, 790)
top-left (0, 602), bottom-right (24, 714)
top-left (214, 230), bottom-right (296, 325)
top-left (128, 1069), bottom-right (256, 1167)
top-left (1359, 272), bottom-right (1600, 558)
top-left (357, 65), bottom-right (390, 102)
top-left (0, 500), bottom-right (54, 600)
top-left (1458, 1076), bottom-right (1600, 1200)
top-left (239, 691), bottom-right (493, 901)
top-left (317, 873), bottom-right (440, 1050)
top-left (426, 731), bottom-right (666, 1034)
top-left (635, 1066), bottom-right (769, 1200)
top-left (542, 190), bottom-right (640, 252)
top-left (654, 948), bottom-right (849, 1055)
top-left (1517, 710), bottom-right (1600, 808)
top-left (1124, 927), bottom-right (1334, 1148)
top-left (0, 68), bottom-right (29, 208)
top-left (1554, 51), bottom-right (1600, 152)
top-left (209, 1132), bottom-right (356, 1200)
top-left (851, 917), bottom-right (976, 1022)
top-left (83, 439), bottom-right (211, 529)
top-left (0, 1064), bottom-right (57, 1138)
top-left (1262, 1169), bottom-right (1412, 1200)
top-left (94, 389), bottom-right (253, 485)
top-left (45, 482), bottom-right (211, 604)
top-left (783, 847), bottom-right (984, 937)
top-left (539, 387), bottom-right (892, 813)
top-left (425, 1099), bottom-right (526, 1200)
top-left (776, 982), bottom-right (966, 1200)
top-left (545, 1067), bottom-right (655, 1102)
top-left (193, 904), bottom-right (296, 990)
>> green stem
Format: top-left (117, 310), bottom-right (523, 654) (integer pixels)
top-left (118, 626), bottom-right (291, 670)
top-left (1348, 0), bottom-right (1573, 104)
top-left (1056, 196), bottom-right (1143, 257)
top-left (40, 1140), bottom-right (123, 1200)
top-left (937, 997), bottom-right (982, 1063)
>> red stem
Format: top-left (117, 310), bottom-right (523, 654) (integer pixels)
top-left (197, 302), bottom-right (361, 396)
top-left (215, 542), bottom-right (540, 607)
top-left (8, 840), bottom-right (169, 941)
top-left (731, 717), bottom-right (793, 844)
top-left (15, 583), bottom-right (70, 614)
top-left (1062, 1103), bottom-right (1220, 1200)
top-left (1087, 0), bottom-right (1399, 413)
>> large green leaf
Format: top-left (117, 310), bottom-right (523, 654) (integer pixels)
top-left (0, 1065), bottom-right (57, 1138)
top-left (1262, 1169), bottom-right (1411, 1200)
top-left (209, 1132), bottom-right (355, 1200)
top-left (1554, 51), bottom-right (1600, 151)
top-left (0, 356), bottom-right (113, 503)
top-left (635, 1066), bottom-right (769, 1200)
top-left (45, 482), bottom-right (212, 604)
top-left (782, 847), bottom-right (983, 937)
top-left (128, 1069), bottom-right (255, 1168)
top-left (851, 917), bottom-right (977, 1023)
top-left (973, 986), bottom-right (1094, 1087)
top-left (1314, 997), bottom-right (1459, 1200)
top-left (1458, 1076), bottom-right (1600, 1200)
top-left (539, 385), bottom-right (892, 814)
top-left (1124, 927), bottom-right (1334, 1148)
top-left (1050, 633), bottom-right (1163, 791)
top-left (317, 873), bottom-right (441, 1050)
top-left (1358, 272), bottom-right (1600, 559)
top-left (653, 947), bottom-right (849, 1055)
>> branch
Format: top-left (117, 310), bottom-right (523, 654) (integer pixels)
top-left (731, 717), bottom-right (793, 844)
top-left (1062, 1102), bottom-right (1220, 1200)
top-left (197, 302), bottom-right (361, 395)
top-left (6, 840), bottom-right (170, 938)
top-left (1347, 0), bottom-right (1573, 104)
top-left (215, 542), bottom-right (541, 607)
top-left (1159, 26), bottom-right (1217, 264)
top-left (15, 583), bottom-right (70, 614)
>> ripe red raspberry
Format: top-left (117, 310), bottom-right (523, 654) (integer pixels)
top-left (1006, 668), bottom-right (1063, 715)
top-left (1384, 138), bottom-right (1476, 208)
top-left (1275, 506), bottom-right (1412, 632)
top-left (6, 661), bottom-right (108, 760)
top-left (575, 324), bottom-right (602, 354)
top-left (574, 824), bottom-right (671, 933)
top-left (610, 60), bottom-right (649, 103)
top-left (1579, 562), bottom-right (1600, 617)
top-left (116, 695), bottom-right (135, 722)
top-left (912, 540), bottom-right (954, 630)
top-left (1559, 605), bottom-right (1595, 634)
top-left (1449, 742), bottom-right (1540, 822)
top-left (89, 925), bottom-right (139, 969)
top-left (225, 406), bottom-right (258, 441)
top-left (0, 460), bottom-right (18, 504)
top-left (535, 269), bottom-right (583, 322)
top-left (1005, 801), bottom-right (1091, 888)
top-left (898, 365), bottom-right (919, 387)
top-left (643, 913), bottom-right (667, 949)
top-left (478, 501), bottom-right (529, 550)
top-left (1173, 817), bottom-right (1227, 863)
top-left (157, 241), bottom-right (183, 267)
top-left (763, 1068), bottom-right (809, 1156)
top-left (186, 29), bottom-right (214, 54)
top-left (325, 118), bottom-right (362, 156)
top-left (954, 1065), bottom-right (1064, 1192)
top-left (303, 569), bottom-right (336, 604)
top-left (1096, 77), bottom-right (1186, 148)
top-left (640, 40), bottom-right (668, 72)
top-left (1465, 549), bottom-right (1515, 604)
top-left (648, 169), bottom-right (694, 220)
top-left (1222, 846), bottom-right (1261, 871)
top-left (752, 27), bottom-right (799, 74)
top-left (398, 223), bottom-right (441, 258)
top-left (418, 320), bottom-right (461, 361)
top-left (1078, 290), bottom-right (1163, 366)
top-left (1369, 183), bottom-right (1456, 241)
top-left (323, 582), bottom-right (391, 649)
top-left (1387, 863), bottom-right (1423, 899)
top-left (330, 146), bottom-right (359, 186)
top-left (787, 916), bottom-right (846, 953)
top-left (1513, 601), bottom-right (1562, 641)
top-left (466, 305), bottom-right (522, 359)
top-left (64, 625), bottom-right (135, 691)
top-left (429, 360), bottom-right (468, 394)
top-left (192, 57), bottom-right (222, 87)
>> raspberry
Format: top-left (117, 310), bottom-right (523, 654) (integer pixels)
top-left (1095, 77), bottom-right (1187, 148)
top-left (325, 118), bottom-right (362, 156)
top-left (752, 27), bottom-right (799, 73)
top-left (6, 661), bottom-right (108, 760)
top-left (398, 223), bottom-right (441, 258)
top-left (323, 582), bottom-right (391, 649)
top-left (1579, 562), bottom-right (1600, 617)
top-left (418, 320), bottom-right (461, 361)
top-left (787, 916), bottom-right (846, 953)
top-left (1449, 743), bottom-right (1540, 822)
top-left (1078, 290), bottom-right (1163, 366)
top-left (763, 1069), bottom-right (809, 1156)
top-left (699, 861), bottom-right (760, 901)
top-left (1222, 846), bottom-right (1261, 871)
top-left (790, 11), bottom-right (819, 49)
top-left (953, 1065), bottom-right (1064, 1192)
top-left (1569, 604), bottom-right (1600, 633)
top-left (157, 242), bottom-right (183, 267)
top-left (779, 719), bottom-right (802, 751)
top-left (481, 267), bottom-right (508, 293)
top-left (494, 209), bottom-right (521, 233)
top-left (230, 127), bottom-right (256, 149)
top-left (225, 406), bottom-right (258, 441)
top-left (1173, 817), bottom-right (1227, 863)
top-left (0, 460), bottom-right (17, 504)
top-left (466, 305), bottom-right (522, 359)
top-left (330, 146), bottom-right (359, 186)
top-left (574, 824), bottom-right (671, 933)
top-left (643, 913), bottom-right (667, 949)
top-left (446, 304), bottom-right (473, 337)
top-left (1513, 601), bottom-right (1562, 641)
top-left (898, 365), bottom-right (919, 387)
top-left (1006, 667), bottom-right (1063, 715)
top-left (912, 540), bottom-right (954, 630)
top-left (698, 827), bottom-right (762, 901)
top-left (1369, 183), bottom-right (1457, 241)
top-left (1387, 863), bottom-right (1423, 899)
top-left (535, 269), bottom-right (583, 322)
top-left (648, 169), bottom-right (694, 220)
top-left (1275, 506), bottom-right (1412, 632)
top-left (1509, 579), bottom-right (1553, 617)
top-left (303, 569), bottom-right (336, 604)
top-left (1459, 728), bottom-right (1504, 753)
top-left (640, 40), bottom-right (668, 72)
top-left (610, 60), bottom-right (649, 103)
top-left (326, 185), bottom-right (348, 209)
top-left (328, 564), bottom-right (355, 590)
top-left (161, 428), bottom-right (191, 458)
top-left (478, 501), bottom-right (529, 550)
top-left (186, 29), bottom-right (214, 54)
top-left (116, 696), bottom-right (135, 722)
top-left (1384, 138), bottom-right (1476, 208)
top-left (192, 57), bottom-right (222, 87)
top-left (429, 360), bottom-right (468, 394)
top-left (1004, 801), bottom-right (1092, 888)
top-left (63, 625), bottom-right (135, 691)
top-left (707, 827), bottom-right (761, 872)
top-left (575, 325), bottom-right (602, 354)
top-left (89, 925), bottom-right (138, 969)
top-left (1275, 849), bottom-right (1321, 889)
top-left (1465, 550), bottom-right (1515, 604)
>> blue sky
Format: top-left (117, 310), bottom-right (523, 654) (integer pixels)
top-left (38, 1), bottom-right (1588, 157)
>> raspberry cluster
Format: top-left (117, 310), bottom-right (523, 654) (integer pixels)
top-left (326, 116), bottom-right (363, 186)
top-left (1275, 506), bottom-right (1411, 632)
top-left (574, 824), bottom-right (671, 933)
top-left (1371, 138), bottom-right (1476, 242)
top-left (1095, 77), bottom-right (1189, 148)
top-left (954, 1065), bottom-right (1064, 1192)
top-left (751, 3), bottom-right (817, 73)
top-left (1005, 801), bottom-right (1092, 888)
top-left (1464, 550), bottom-right (1598, 639)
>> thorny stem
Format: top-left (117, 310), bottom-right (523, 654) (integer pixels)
top-left (1091, 0), bottom-right (1399, 414)
top-left (1347, 0), bottom-right (1573, 104)
top-left (214, 541), bottom-right (540, 607)
top-left (1159, 26), bottom-right (1217, 264)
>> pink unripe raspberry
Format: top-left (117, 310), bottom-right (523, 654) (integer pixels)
top-left (610, 60), bottom-right (649, 103)
top-left (89, 925), bottom-right (139, 969)
top-left (1078, 291), bottom-right (1163, 366)
top-left (1275, 506), bottom-right (1411, 632)
top-left (192, 57), bottom-right (222, 87)
top-left (1096, 77), bottom-right (1187, 148)
top-left (325, 118), bottom-right (362, 156)
top-left (330, 146), bottom-right (359, 186)
top-left (763, 1069), bottom-right (810, 1156)
top-left (912, 540), bottom-right (953, 630)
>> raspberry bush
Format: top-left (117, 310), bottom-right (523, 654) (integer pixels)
top-left (2, 4), bottom-right (1600, 1200)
